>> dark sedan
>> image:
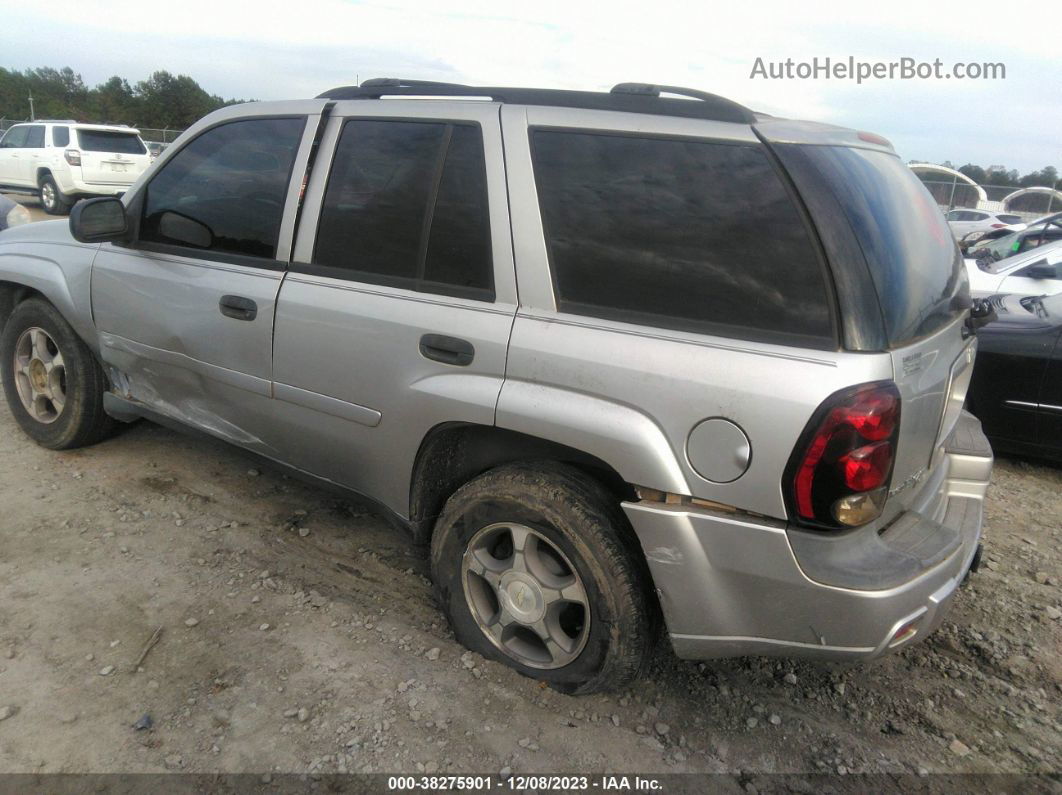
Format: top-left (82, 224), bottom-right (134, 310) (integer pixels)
top-left (967, 292), bottom-right (1062, 461)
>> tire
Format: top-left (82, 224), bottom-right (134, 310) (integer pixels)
top-left (431, 462), bottom-right (654, 694)
top-left (0, 298), bottom-right (116, 449)
top-left (39, 174), bottom-right (71, 216)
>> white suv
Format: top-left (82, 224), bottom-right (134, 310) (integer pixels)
top-left (0, 121), bottom-right (152, 215)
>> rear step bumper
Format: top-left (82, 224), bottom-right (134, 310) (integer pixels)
top-left (623, 410), bottom-right (992, 661)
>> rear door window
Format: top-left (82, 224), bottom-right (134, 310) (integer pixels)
top-left (312, 119), bottom-right (494, 300)
top-left (530, 130), bottom-right (835, 348)
top-left (24, 126), bottom-right (45, 148)
top-left (77, 129), bottom-right (147, 155)
top-left (140, 117), bottom-right (305, 261)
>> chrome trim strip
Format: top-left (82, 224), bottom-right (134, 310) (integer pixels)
top-left (1005, 399), bottom-right (1062, 413)
top-left (274, 381), bottom-right (382, 428)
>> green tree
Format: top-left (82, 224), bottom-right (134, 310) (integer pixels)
top-left (134, 70), bottom-right (219, 129)
top-left (958, 164), bottom-right (987, 185)
top-left (23, 66), bottom-right (90, 119)
top-left (92, 75), bottom-right (138, 124)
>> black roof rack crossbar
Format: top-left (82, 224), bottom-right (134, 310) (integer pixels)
top-left (316, 78), bottom-right (757, 124)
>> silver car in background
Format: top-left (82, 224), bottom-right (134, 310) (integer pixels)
top-left (0, 79), bottom-right (992, 693)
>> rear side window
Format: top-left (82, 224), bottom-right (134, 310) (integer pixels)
top-left (140, 117), bottom-right (305, 260)
top-left (530, 130), bottom-right (834, 348)
top-left (77, 129), bottom-right (146, 155)
top-left (313, 120), bottom-right (493, 300)
top-left (997, 214), bottom-right (1022, 225)
top-left (24, 126), bottom-right (45, 148)
top-left (52, 126), bottom-right (70, 148)
top-left (775, 145), bottom-right (966, 347)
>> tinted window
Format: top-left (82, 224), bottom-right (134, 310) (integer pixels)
top-left (52, 126), bottom-right (70, 148)
top-left (1, 127), bottom-right (28, 148)
top-left (141, 117), bottom-right (305, 260)
top-left (314, 120), bottom-right (493, 299)
top-left (531, 130), bottom-right (833, 347)
top-left (777, 145), bottom-right (966, 347)
top-left (423, 125), bottom-right (492, 293)
top-left (24, 126), bottom-right (45, 148)
top-left (997, 214), bottom-right (1022, 225)
top-left (77, 130), bottom-right (147, 155)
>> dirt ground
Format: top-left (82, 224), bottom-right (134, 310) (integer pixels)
top-left (0, 192), bottom-right (1059, 784)
top-left (0, 404), bottom-right (1058, 782)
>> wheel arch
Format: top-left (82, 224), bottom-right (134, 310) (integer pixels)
top-left (0, 281), bottom-right (47, 331)
top-left (409, 422), bottom-right (636, 545)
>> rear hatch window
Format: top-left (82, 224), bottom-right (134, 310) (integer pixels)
top-left (77, 129), bottom-right (146, 155)
top-left (774, 144), bottom-right (967, 348)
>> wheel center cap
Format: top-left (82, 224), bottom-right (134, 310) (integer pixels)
top-left (29, 359), bottom-right (48, 391)
top-left (499, 572), bottom-right (545, 624)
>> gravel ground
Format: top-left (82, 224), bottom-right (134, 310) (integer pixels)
top-left (0, 404), bottom-right (1058, 781)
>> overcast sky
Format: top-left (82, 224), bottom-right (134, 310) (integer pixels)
top-left (3, 0), bottom-right (1060, 173)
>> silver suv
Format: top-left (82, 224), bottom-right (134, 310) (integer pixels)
top-left (0, 79), bottom-right (993, 693)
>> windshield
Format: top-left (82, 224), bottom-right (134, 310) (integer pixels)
top-left (776, 144), bottom-right (967, 348)
top-left (77, 129), bottom-right (147, 155)
top-left (969, 213), bottom-right (1062, 263)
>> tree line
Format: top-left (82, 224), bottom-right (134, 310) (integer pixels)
top-left (0, 66), bottom-right (250, 130)
top-left (936, 160), bottom-right (1059, 190)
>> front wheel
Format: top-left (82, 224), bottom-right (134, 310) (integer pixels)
top-left (0, 298), bottom-right (115, 449)
top-left (431, 462), bottom-right (654, 694)
top-left (39, 175), bottom-right (71, 216)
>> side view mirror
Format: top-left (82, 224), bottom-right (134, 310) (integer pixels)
top-left (1019, 261), bottom-right (1059, 280)
top-left (70, 197), bottom-right (128, 244)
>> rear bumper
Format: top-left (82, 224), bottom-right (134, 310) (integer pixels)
top-left (623, 411), bottom-right (992, 661)
top-left (54, 171), bottom-right (136, 198)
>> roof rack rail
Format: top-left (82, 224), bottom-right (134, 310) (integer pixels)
top-left (317, 78), bottom-right (757, 124)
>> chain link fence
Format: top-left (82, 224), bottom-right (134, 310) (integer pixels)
top-left (916, 177), bottom-right (1060, 220)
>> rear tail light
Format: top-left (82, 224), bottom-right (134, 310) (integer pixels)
top-left (64, 149), bottom-right (81, 166)
top-left (990, 223), bottom-right (1007, 229)
top-left (785, 381), bottom-right (901, 530)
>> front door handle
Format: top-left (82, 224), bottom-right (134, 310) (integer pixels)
top-left (419, 334), bottom-right (475, 366)
top-left (219, 294), bottom-right (257, 321)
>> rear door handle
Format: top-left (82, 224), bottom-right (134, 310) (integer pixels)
top-left (419, 334), bottom-right (475, 366)
top-left (219, 294), bottom-right (258, 321)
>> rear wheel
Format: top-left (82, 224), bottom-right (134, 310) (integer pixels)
top-left (431, 462), bottom-right (653, 694)
top-left (39, 175), bottom-right (71, 216)
top-left (1, 298), bottom-right (115, 449)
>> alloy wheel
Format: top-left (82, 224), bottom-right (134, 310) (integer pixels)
top-left (13, 327), bottom-right (67, 424)
top-left (41, 182), bottom-right (56, 211)
top-left (461, 522), bottom-right (590, 669)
